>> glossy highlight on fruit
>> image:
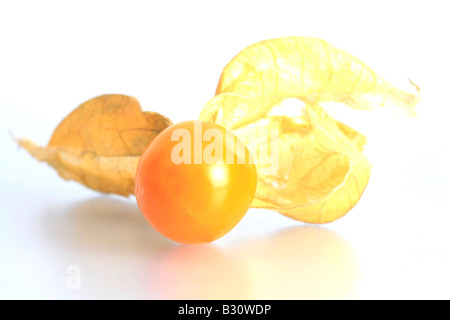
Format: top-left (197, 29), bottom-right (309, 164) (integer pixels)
top-left (135, 120), bottom-right (257, 244)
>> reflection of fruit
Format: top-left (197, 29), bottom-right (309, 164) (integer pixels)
top-left (148, 245), bottom-right (250, 300)
top-left (147, 226), bottom-right (357, 299)
top-left (135, 120), bottom-right (257, 244)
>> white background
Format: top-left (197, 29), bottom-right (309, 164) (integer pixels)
top-left (1, 0), bottom-right (449, 299)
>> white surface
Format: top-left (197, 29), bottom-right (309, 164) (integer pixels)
top-left (1, 0), bottom-right (450, 299)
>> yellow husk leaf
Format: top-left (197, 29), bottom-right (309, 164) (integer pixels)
top-left (216, 37), bottom-right (419, 116)
top-left (201, 37), bottom-right (417, 223)
top-left (200, 95), bottom-right (371, 223)
top-left (18, 94), bottom-right (172, 196)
